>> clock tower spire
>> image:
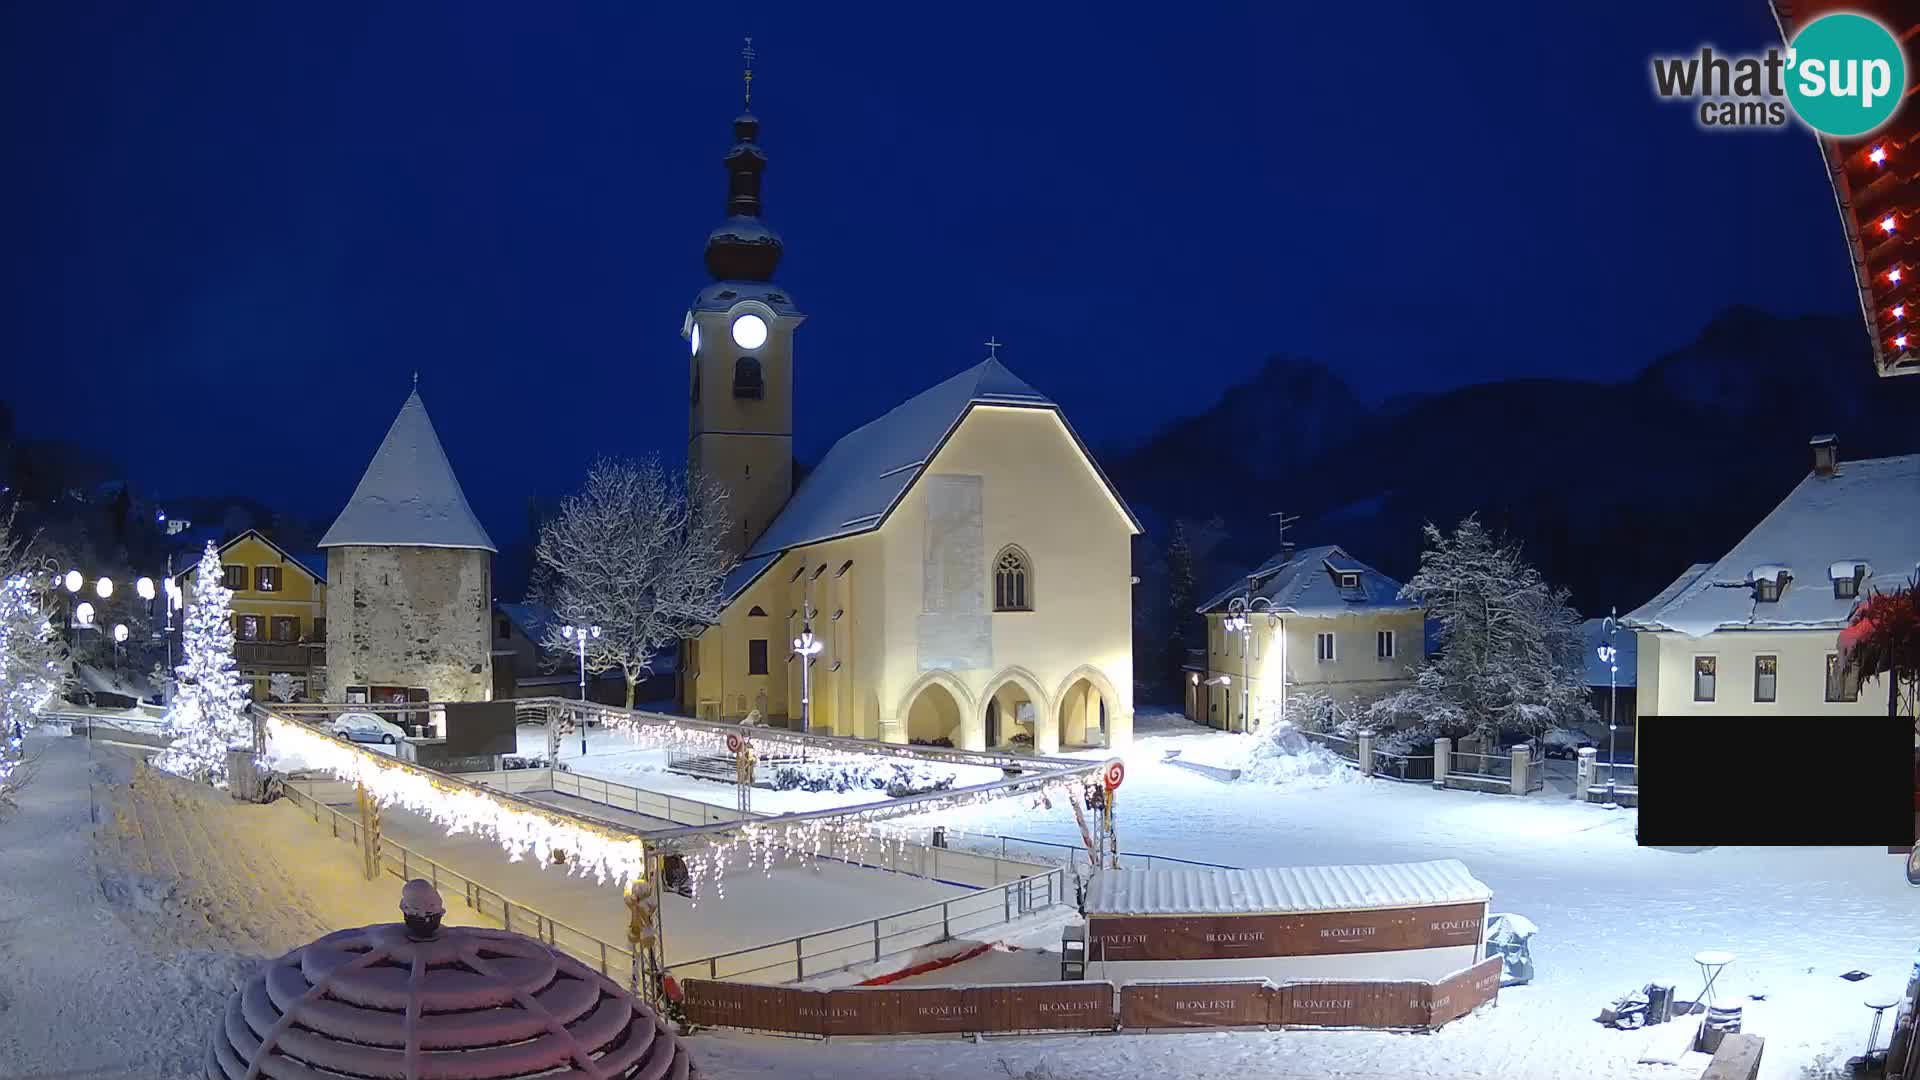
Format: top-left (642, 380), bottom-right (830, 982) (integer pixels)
top-left (686, 39), bottom-right (802, 558)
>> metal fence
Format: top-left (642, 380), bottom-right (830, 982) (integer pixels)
top-left (278, 781), bottom-right (642, 990)
top-left (961, 833), bottom-right (1238, 872)
top-left (664, 866), bottom-right (1067, 985)
top-left (1299, 729), bottom-right (1361, 763)
top-left (1448, 750), bottom-right (1513, 790)
top-left (1525, 754), bottom-right (1546, 794)
top-left (1371, 749), bottom-right (1436, 782)
top-left (1591, 761), bottom-right (1638, 795)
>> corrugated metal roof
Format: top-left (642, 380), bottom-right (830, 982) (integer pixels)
top-left (1085, 859), bottom-right (1491, 916)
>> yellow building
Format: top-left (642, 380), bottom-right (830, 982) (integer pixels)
top-left (1190, 545), bottom-right (1425, 732)
top-left (174, 529), bottom-right (328, 703)
top-left (674, 99), bottom-right (1140, 753)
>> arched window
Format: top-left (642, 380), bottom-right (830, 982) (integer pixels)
top-left (993, 546), bottom-right (1033, 612)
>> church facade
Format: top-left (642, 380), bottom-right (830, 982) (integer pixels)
top-left (676, 98), bottom-right (1139, 753)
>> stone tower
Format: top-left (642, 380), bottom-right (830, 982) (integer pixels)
top-left (685, 78), bottom-right (805, 557)
top-left (319, 389), bottom-right (496, 702)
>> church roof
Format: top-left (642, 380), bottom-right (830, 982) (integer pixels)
top-left (723, 356), bottom-right (1139, 601)
top-left (319, 390), bottom-right (496, 552)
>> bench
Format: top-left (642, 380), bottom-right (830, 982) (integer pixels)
top-left (1698, 1033), bottom-right (1762, 1080)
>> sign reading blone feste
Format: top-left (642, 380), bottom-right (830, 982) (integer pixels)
top-left (1117, 981), bottom-right (1272, 1029)
top-left (1089, 902), bottom-right (1485, 962)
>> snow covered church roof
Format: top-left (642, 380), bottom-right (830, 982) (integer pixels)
top-left (1086, 859), bottom-right (1491, 916)
top-left (723, 356), bottom-right (1140, 601)
top-left (319, 390), bottom-right (496, 553)
top-left (1196, 544), bottom-right (1418, 616)
top-left (1623, 453), bottom-right (1920, 638)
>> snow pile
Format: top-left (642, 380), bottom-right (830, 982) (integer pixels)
top-left (1179, 723), bottom-right (1368, 789)
top-left (770, 758), bottom-right (958, 798)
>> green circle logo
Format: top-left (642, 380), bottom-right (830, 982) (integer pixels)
top-left (1787, 13), bottom-right (1906, 137)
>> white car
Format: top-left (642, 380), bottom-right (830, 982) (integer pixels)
top-left (330, 712), bottom-right (408, 745)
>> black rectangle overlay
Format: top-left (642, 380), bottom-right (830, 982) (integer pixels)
top-left (1638, 717), bottom-right (1914, 847)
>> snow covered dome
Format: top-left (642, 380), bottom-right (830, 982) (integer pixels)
top-left (208, 881), bottom-right (694, 1079)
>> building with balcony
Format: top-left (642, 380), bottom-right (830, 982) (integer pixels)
top-left (173, 528), bottom-right (328, 702)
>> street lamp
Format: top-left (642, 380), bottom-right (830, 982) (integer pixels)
top-left (113, 622), bottom-right (129, 661)
top-left (791, 607), bottom-right (823, 734)
top-left (74, 601), bottom-right (95, 628)
top-left (95, 576), bottom-right (113, 599)
top-left (1597, 608), bottom-right (1621, 807)
top-left (559, 624), bottom-right (600, 756)
top-left (63, 570), bottom-right (82, 594)
top-left (1225, 585), bottom-right (1283, 734)
top-left (136, 577), bottom-right (155, 601)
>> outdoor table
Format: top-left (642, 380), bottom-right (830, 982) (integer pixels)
top-left (1694, 950), bottom-right (1736, 1011)
top-left (1866, 995), bottom-right (1904, 1058)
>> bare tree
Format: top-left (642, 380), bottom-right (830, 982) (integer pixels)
top-left (533, 457), bottom-right (734, 707)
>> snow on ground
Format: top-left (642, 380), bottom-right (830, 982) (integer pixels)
top-left (520, 723), bottom-right (1008, 815)
top-left (12, 709), bottom-right (1912, 1080)
top-left (1171, 722), bottom-right (1370, 789)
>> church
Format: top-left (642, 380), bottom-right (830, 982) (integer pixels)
top-left (676, 80), bottom-right (1140, 754)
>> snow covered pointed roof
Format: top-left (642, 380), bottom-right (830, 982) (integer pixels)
top-left (1196, 544), bottom-right (1417, 616)
top-left (724, 357), bottom-right (1139, 600)
top-left (319, 391), bottom-right (496, 552)
top-left (1622, 453), bottom-right (1920, 637)
top-left (1086, 859), bottom-right (1490, 916)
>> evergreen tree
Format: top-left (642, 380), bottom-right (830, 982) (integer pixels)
top-left (1164, 520), bottom-right (1196, 691)
top-left (1371, 516), bottom-right (1593, 740)
top-left (154, 541), bottom-right (252, 785)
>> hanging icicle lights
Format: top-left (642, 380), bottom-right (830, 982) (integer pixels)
top-left (671, 775), bottom-right (1088, 905)
top-left (264, 715), bottom-right (649, 888)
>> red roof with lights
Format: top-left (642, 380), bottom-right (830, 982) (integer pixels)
top-left (1773, 1), bottom-right (1920, 376)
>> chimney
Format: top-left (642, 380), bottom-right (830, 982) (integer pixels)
top-left (1280, 542), bottom-right (1297, 565)
top-left (1810, 434), bottom-right (1838, 478)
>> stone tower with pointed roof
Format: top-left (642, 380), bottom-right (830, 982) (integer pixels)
top-left (320, 390), bottom-right (497, 703)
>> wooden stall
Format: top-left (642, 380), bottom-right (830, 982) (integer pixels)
top-left (1084, 858), bottom-right (1493, 984)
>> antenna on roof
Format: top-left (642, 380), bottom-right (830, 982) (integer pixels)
top-left (741, 36), bottom-right (756, 109)
top-left (411, 370), bottom-right (419, 389)
top-left (1270, 510), bottom-right (1300, 551)
top-left (984, 336), bottom-right (1002, 360)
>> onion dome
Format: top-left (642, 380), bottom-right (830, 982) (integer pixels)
top-left (208, 880), bottom-right (695, 1079)
top-left (704, 112), bottom-right (784, 282)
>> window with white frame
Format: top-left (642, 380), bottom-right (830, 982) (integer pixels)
top-left (1316, 632), bottom-right (1335, 662)
top-left (1376, 629), bottom-right (1395, 660)
top-left (1693, 656), bottom-right (1717, 702)
top-left (1825, 653), bottom-right (1860, 703)
top-left (1753, 655), bottom-right (1777, 703)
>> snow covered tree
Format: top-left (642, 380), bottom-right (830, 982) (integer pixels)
top-left (154, 541), bottom-right (252, 785)
top-left (0, 508), bottom-right (65, 811)
top-left (1374, 516), bottom-right (1594, 742)
top-left (532, 457), bottom-right (734, 707)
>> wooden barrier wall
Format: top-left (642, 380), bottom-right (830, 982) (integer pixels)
top-left (682, 956), bottom-right (1502, 1037)
top-left (1088, 902), bottom-right (1486, 961)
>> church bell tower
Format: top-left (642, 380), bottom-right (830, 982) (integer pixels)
top-left (686, 38), bottom-right (803, 557)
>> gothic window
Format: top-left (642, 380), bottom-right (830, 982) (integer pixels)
top-left (733, 355), bottom-right (764, 399)
top-left (993, 546), bottom-right (1033, 612)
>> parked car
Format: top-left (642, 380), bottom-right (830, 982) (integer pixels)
top-left (331, 712), bottom-right (408, 745)
top-left (1540, 728), bottom-right (1596, 759)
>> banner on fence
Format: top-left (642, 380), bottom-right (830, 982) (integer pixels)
top-left (1089, 902), bottom-right (1486, 962)
top-left (1426, 956), bottom-right (1503, 1027)
top-left (1117, 980), bottom-right (1272, 1029)
top-left (683, 958), bottom-right (1495, 1037)
top-left (1274, 979), bottom-right (1428, 1029)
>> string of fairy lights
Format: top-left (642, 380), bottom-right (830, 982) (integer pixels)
top-left (264, 709), bottom-right (1099, 904)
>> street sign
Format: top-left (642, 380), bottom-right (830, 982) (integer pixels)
top-left (1102, 758), bottom-right (1125, 791)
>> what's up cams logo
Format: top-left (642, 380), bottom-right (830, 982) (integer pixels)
top-left (1651, 12), bottom-right (1906, 136)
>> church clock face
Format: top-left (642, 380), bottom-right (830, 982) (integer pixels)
top-left (731, 313), bottom-right (768, 351)
top-left (689, 323), bottom-right (701, 356)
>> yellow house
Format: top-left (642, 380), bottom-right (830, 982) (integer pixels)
top-left (1624, 440), bottom-right (1916, 731)
top-left (1191, 545), bottom-right (1425, 732)
top-left (175, 529), bottom-right (327, 703)
top-left (673, 99), bottom-right (1140, 753)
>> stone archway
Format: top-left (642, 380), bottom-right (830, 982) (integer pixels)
top-left (1055, 664), bottom-right (1125, 750)
top-left (893, 670), bottom-right (978, 749)
top-left (981, 667), bottom-right (1053, 754)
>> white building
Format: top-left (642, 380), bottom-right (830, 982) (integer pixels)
top-left (1623, 437), bottom-right (1918, 719)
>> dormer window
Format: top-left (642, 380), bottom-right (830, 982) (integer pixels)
top-left (1830, 560), bottom-right (1869, 600)
top-left (1339, 572), bottom-right (1360, 589)
top-left (1750, 565), bottom-right (1791, 603)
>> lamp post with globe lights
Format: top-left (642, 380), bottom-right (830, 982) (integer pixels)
top-left (791, 603), bottom-right (824, 734)
top-left (1597, 609), bottom-right (1622, 807)
top-left (1224, 586), bottom-right (1283, 734)
top-left (560, 624), bottom-right (600, 755)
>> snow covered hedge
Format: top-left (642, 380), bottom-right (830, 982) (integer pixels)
top-left (769, 759), bottom-right (957, 798)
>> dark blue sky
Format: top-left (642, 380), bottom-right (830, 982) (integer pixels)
top-left (0, 2), bottom-right (1859, 543)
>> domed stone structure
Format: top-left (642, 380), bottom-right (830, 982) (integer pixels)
top-left (209, 881), bottom-right (695, 1079)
